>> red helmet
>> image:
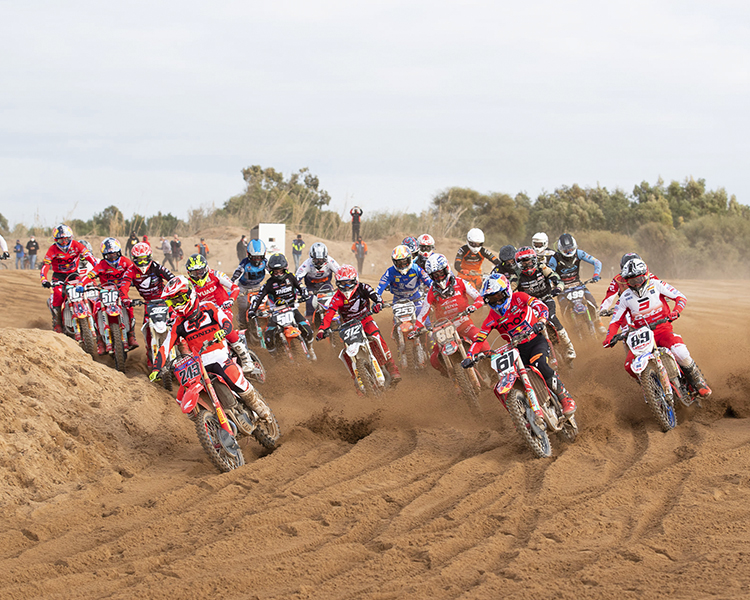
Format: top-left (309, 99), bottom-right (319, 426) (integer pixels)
top-left (514, 246), bottom-right (538, 276)
top-left (130, 242), bottom-right (152, 274)
top-left (335, 264), bottom-right (360, 300)
top-left (161, 275), bottom-right (199, 318)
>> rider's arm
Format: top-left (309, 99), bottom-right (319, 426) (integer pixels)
top-left (653, 279), bottom-right (687, 313)
top-left (416, 265), bottom-right (431, 288)
top-left (576, 249), bottom-right (602, 277)
top-left (321, 294), bottom-right (344, 329)
top-left (156, 262), bottom-right (174, 282)
top-left (481, 247), bottom-right (501, 266)
top-left (216, 271), bottom-right (239, 301)
top-left (547, 255), bottom-right (558, 271)
top-left (454, 247), bottom-right (466, 272)
top-left (294, 260), bottom-right (308, 282)
top-left (248, 280), bottom-right (271, 312)
top-left (463, 279), bottom-right (482, 301)
top-left (468, 312), bottom-right (495, 356)
top-left (528, 295), bottom-right (549, 322)
top-left (328, 257), bottom-right (341, 273)
top-left (375, 268), bottom-right (393, 297)
top-left (231, 259), bottom-right (246, 283)
top-left (542, 265), bottom-right (563, 293)
top-left (599, 278), bottom-right (620, 313)
top-left (415, 288), bottom-right (434, 324)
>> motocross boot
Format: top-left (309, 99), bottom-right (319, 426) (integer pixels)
top-left (239, 388), bottom-right (273, 423)
top-left (386, 359), bottom-right (402, 386)
top-left (596, 317), bottom-right (608, 336)
top-left (229, 340), bottom-right (260, 377)
top-left (551, 376), bottom-right (576, 415)
top-left (127, 329), bottom-right (139, 349)
top-left (96, 335), bottom-right (106, 355)
top-left (683, 361), bottom-right (712, 397)
top-left (51, 307), bottom-right (63, 334)
top-left (558, 328), bottom-right (577, 360)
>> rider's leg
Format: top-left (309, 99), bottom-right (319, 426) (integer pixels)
top-left (654, 323), bottom-right (711, 397)
top-left (546, 299), bottom-right (575, 360)
top-left (520, 335), bottom-right (576, 415)
top-left (294, 310), bottom-right (314, 342)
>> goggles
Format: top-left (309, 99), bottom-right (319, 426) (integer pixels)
top-left (627, 275), bottom-right (647, 288)
top-left (484, 290), bottom-right (509, 306)
top-left (418, 244), bottom-right (433, 254)
top-left (165, 291), bottom-right (191, 308)
top-left (337, 279), bottom-right (357, 291)
top-left (468, 242), bottom-right (482, 250)
top-left (132, 255), bottom-right (151, 267)
top-left (532, 241), bottom-right (545, 249)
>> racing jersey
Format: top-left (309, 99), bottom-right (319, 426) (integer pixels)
top-left (599, 272), bottom-right (656, 313)
top-left (454, 245), bottom-right (501, 276)
top-left (491, 260), bottom-right (519, 279)
top-left (417, 277), bottom-right (482, 325)
top-left (414, 253), bottom-right (431, 270)
top-left (536, 248), bottom-right (556, 267)
top-left (123, 261), bottom-right (174, 302)
top-left (232, 257), bottom-right (267, 289)
top-left (548, 249), bottom-right (602, 286)
top-left (322, 283), bottom-right (381, 328)
top-left (511, 265), bottom-right (562, 299)
top-left (249, 272), bottom-right (306, 312)
top-left (376, 264), bottom-right (431, 302)
top-left (153, 301), bottom-right (233, 372)
top-left (295, 256), bottom-right (341, 290)
top-left (87, 256), bottom-right (134, 293)
top-left (193, 269), bottom-right (239, 306)
top-left (607, 278), bottom-right (686, 332)
top-left (41, 240), bottom-right (95, 279)
top-left (468, 291), bottom-right (549, 355)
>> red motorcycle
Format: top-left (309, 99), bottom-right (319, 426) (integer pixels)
top-left (93, 283), bottom-right (135, 372)
top-left (171, 339), bottom-right (280, 472)
top-left (52, 274), bottom-right (99, 358)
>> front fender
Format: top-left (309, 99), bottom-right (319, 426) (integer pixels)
top-left (631, 353), bottom-right (652, 375)
top-left (179, 382), bottom-right (205, 413)
top-left (496, 372), bottom-right (518, 395)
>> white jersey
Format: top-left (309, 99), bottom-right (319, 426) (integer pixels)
top-left (610, 278), bottom-right (686, 329)
top-left (0, 234), bottom-right (7, 253)
top-left (295, 257), bottom-right (341, 287)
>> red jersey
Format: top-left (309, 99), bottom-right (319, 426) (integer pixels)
top-left (322, 283), bottom-right (381, 328)
top-left (193, 270), bottom-right (239, 305)
top-left (469, 291), bottom-right (549, 355)
top-left (417, 277), bottom-right (482, 325)
top-left (88, 257), bottom-right (134, 293)
top-left (40, 240), bottom-right (94, 279)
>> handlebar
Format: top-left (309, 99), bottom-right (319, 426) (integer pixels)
top-left (605, 316), bottom-right (673, 347)
top-left (461, 328), bottom-right (537, 368)
top-left (564, 277), bottom-right (599, 290)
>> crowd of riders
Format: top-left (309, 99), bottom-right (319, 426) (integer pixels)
top-left (36, 222), bottom-right (712, 449)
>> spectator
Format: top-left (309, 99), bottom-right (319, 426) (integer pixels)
top-left (195, 238), bottom-right (210, 259)
top-left (171, 234), bottom-right (183, 272)
top-left (14, 240), bottom-right (24, 269)
top-left (291, 234), bottom-right (306, 270)
top-left (236, 235), bottom-right (248, 262)
top-left (125, 232), bottom-right (140, 255)
top-left (350, 206), bottom-right (363, 242)
top-left (142, 234), bottom-right (150, 246)
top-left (26, 236), bottom-right (40, 270)
top-left (160, 236), bottom-right (175, 270)
top-left (351, 236), bottom-right (368, 273)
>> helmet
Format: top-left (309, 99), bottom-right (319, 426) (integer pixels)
top-left (267, 253), bottom-right (288, 280)
top-left (78, 240), bottom-right (93, 253)
top-left (335, 264), bottom-right (360, 300)
top-left (402, 236), bottom-right (418, 257)
top-left (246, 239), bottom-right (266, 267)
top-left (515, 246), bottom-right (538, 275)
top-left (130, 242), bottom-right (153, 274)
top-left (531, 232), bottom-right (549, 255)
top-left (620, 252), bottom-right (641, 270)
top-left (391, 245), bottom-right (412, 274)
top-left (101, 237), bottom-right (122, 266)
top-left (417, 234), bottom-right (435, 259)
top-left (467, 228), bottom-right (484, 251)
top-left (481, 273), bottom-right (512, 315)
top-left (498, 244), bottom-right (517, 264)
top-left (162, 275), bottom-right (199, 319)
top-left (309, 242), bottom-right (328, 269)
top-left (185, 253), bottom-right (209, 286)
top-left (557, 233), bottom-right (577, 258)
top-left (424, 253), bottom-right (454, 295)
top-left (54, 224), bottom-right (73, 251)
top-left (622, 259), bottom-right (649, 296)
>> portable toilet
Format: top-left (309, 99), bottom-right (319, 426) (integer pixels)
top-left (251, 223), bottom-right (286, 256)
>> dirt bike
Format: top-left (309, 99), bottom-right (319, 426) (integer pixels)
top-left (244, 288), bottom-right (269, 349)
top-left (266, 303), bottom-right (316, 362)
top-left (606, 316), bottom-right (704, 432)
top-left (310, 283), bottom-right (340, 349)
top-left (465, 329), bottom-right (578, 458)
top-left (411, 309), bottom-right (485, 417)
top-left (136, 298), bottom-right (178, 390)
top-left (53, 276), bottom-right (99, 359)
top-left (324, 313), bottom-right (390, 397)
top-left (390, 298), bottom-right (427, 371)
top-left (172, 339), bottom-right (280, 473)
top-left (93, 283), bottom-right (135, 372)
top-left (558, 278), bottom-right (600, 340)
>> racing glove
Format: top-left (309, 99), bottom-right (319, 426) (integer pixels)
top-left (213, 329), bottom-right (227, 343)
top-left (76, 285), bottom-right (85, 293)
top-left (551, 288), bottom-right (562, 297)
top-left (2, 252), bottom-right (9, 259)
top-left (372, 302), bottom-right (383, 314)
top-left (461, 356), bottom-right (475, 369)
top-left (41, 280), bottom-right (52, 289)
top-left (603, 327), bottom-right (618, 348)
top-left (466, 305), bottom-right (477, 314)
top-left (221, 299), bottom-right (234, 310)
top-left (246, 308), bottom-right (257, 319)
top-left (316, 328), bottom-right (329, 341)
top-left (532, 322), bottom-right (545, 335)
top-left (592, 275), bottom-right (601, 283)
top-left (668, 310), bottom-right (681, 321)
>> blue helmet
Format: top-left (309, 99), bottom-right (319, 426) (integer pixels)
top-left (481, 273), bottom-right (512, 315)
top-left (247, 239), bottom-right (266, 266)
top-left (402, 236), bottom-right (418, 257)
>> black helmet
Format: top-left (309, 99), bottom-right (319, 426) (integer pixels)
top-left (620, 252), bottom-right (641, 269)
top-left (267, 253), bottom-right (288, 280)
top-left (557, 233), bottom-right (577, 258)
top-left (498, 244), bottom-right (517, 263)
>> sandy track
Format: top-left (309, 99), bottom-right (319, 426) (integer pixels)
top-left (1, 271), bottom-right (749, 599)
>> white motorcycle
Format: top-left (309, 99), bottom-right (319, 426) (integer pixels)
top-left (138, 299), bottom-right (177, 390)
top-left (390, 299), bottom-right (427, 370)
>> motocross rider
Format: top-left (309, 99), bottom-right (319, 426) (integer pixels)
top-left (40, 225), bottom-right (96, 333)
top-left (414, 234), bottom-right (435, 271)
top-left (376, 245), bottom-right (432, 335)
top-left (454, 228), bottom-right (501, 290)
top-left (316, 264), bottom-right (402, 385)
top-left (491, 244), bottom-right (519, 279)
top-left (415, 253), bottom-right (484, 376)
top-left (231, 239), bottom-right (267, 330)
top-left (247, 253), bottom-right (314, 354)
top-left (548, 233), bottom-right (606, 334)
top-left (598, 252), bottom-right (656, 315)
top-left (603, 259), bottom-right (711, 397)
top-left (149, 276), bottom-right (273, 424)
top-left (402, 236), bottom-right (419, 262)
top-left (124, 242), bottom-right (175, 367)
top-left (531, 232), bottom-right (556, 266)
top-left (511, 246), bottom-right (576, 361)
top-left (465, 273), bottom-right (577, 419)
top-left (295, 242), bottom-right (341, 321)
top-left (83, 237), bottom-right (139, 349)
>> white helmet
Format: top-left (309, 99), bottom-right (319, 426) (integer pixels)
top-left (417, 234), bottom-right (435, 259)
top-left (531, 232), bottom-right (548, 255)
top-left (424, 253), bottom-right (454, 296)
top-left (467, 228), bottom-right (484, 250)
top-left (309, 242), bottom-right (328, 268)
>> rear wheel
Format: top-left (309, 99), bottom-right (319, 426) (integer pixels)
top-left (111, 326), bottom-right (126, 372)
top-left (195, 410), bottom-right (245, 472)
top-left (642, 364), bottom-right (677, 432)
top-left (559, 415), bottom-right (578, 443)
top-left (247, 348), bottom-right (267, 384)
top-left (506, 387), bottom-right (552, 458)
top-left (79, 319), bottom-right (97, 359)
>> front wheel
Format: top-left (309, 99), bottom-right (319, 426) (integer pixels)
top-left (111, 326), bottom-right (126, 372)
top-left (79, 318), bottom-right (97, 359)
top-left (355, 355), bottom-right (383, 397)
top-left (195, 410), bottom-right (246, 472)
top-left (506, 387), bottom-right (552, 458)
top-left (642, 364), bottom-right (677, 432)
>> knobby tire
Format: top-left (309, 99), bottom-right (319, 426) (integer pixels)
top-left (111, 326), bottom-right (126, 372)
top-left (506, 387), bottom-right (552, 458)
top-left (642, 364), bottom-right (677, 432)
top-left (195, 409), bottom-right (245, 472)
top-left (79, 319), bottom-right (97, 359)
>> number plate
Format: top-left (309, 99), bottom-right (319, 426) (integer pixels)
top-left (275, 309), bottom-right (295, 326)
top-left (434, 322), bottom-right (456, 345)
top-left (174, 355), bottom-right (201, 387)
top-left (567, 290), bottom-right (584, 300)
top-left (66, 285), bottom-right (82, 301)
top-left (101, 288), bottom-right (120, 305)
top-left (491, 350), bottom-right (515, 376)
top-left (149, 304), bottom-right (169, 317)
top-left (627, 326), bottom-right (654, 354)
top-left (393, 302), bottom-right (415, 319)
top-left (340, 322), bottom-right (365, 344)
top-left (85, 288), bottom-right (100, 300)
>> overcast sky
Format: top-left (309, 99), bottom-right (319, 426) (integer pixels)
top-left (1, 1), bottom-right (748, 228)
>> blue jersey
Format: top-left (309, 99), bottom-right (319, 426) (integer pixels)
top-left (376, 265), bottom-right (432, 302)
top-left (548, 249), bottom-right (601, 285)
top-left (232, 257), bottom-right (267, 288)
